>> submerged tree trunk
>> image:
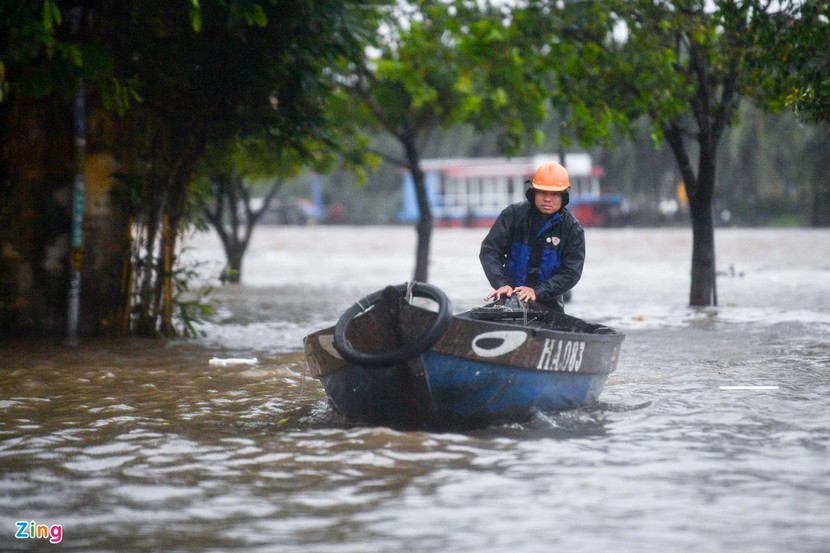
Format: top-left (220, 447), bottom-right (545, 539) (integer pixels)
top-left (808, 130), bottom-right (830, 226)
top-left (664, 121), bottom-right (718, 306)
top-left (224, 247), bottom-right (244, 284)
top-left (657, 33), bottom-right (738, 307)
top-left (688, 197), bottom-right (717, 306)
top-left (403, 137), bottom-right (432, 282)
top-left (203, 175), bottom-right (281, 285)
top-left (813, 182), bottom-right (830, 227)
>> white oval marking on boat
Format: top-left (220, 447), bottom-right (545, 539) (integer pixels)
top-left (471, 331), bottom-right (528, 358)
top-left (318, 335), bottom-right (343, 360)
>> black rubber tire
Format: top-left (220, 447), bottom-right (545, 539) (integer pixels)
top-left (333, 282), bottom-right (453, 367)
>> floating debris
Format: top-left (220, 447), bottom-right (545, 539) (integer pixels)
top-left (208, 357), bottom-right (258, 366)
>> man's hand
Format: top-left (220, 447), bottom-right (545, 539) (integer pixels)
top-left (512, 286), bottom-right (536, 303)
top-left (484, 285), bottom-right (514, 302)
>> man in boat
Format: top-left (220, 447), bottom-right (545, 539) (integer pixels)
top-left (479, 160), bottom-right (585, 313)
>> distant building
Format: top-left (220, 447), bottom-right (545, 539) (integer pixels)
top-left (398, 153), bottom-right (624, 227)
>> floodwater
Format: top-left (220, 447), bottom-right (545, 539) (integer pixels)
top-left (2, 226), bottom-right (829, 553)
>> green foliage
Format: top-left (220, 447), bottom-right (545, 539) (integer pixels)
top-left (188, 0), bottom-right (203, 32)
top-left (334, 1), bottom-right (503, 161)
top-left (1, 1), bottom-right (73, 100)
top-left (450, 1), bottom-right (549, 152)
top-left (198, 138), bottom-right (304, 184)
top-left (745, 0), bottom-right (830, 124)
top-left (0, 1), bottom-right (142, 108)
top-left (518, 0), bottom-right (741, 147)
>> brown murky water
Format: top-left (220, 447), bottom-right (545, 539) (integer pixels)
top-left (1, 227), bottom-right (829, 552)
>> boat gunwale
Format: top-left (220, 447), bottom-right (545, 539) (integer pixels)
top-left (451, 310), bottom-right (626, 345)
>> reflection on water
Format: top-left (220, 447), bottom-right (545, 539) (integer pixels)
top-left (1, 227), bottom-right (829, 552)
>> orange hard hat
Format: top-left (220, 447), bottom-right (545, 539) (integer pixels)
top-left (531, 161), bottom-right (571, 192)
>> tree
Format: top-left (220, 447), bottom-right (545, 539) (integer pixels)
top-left (1, 0), bottom-right (136, 338)
top-left (331, 0), bottom-right (546, 281)
top-left (510, 0), bottom-right (799, 306)
top-left (0, 0), bottom-right (382, 337)
top-left (111, 0), bottom-right (378, 335)
top-left (196, 140), bottom-right (285, 285)
top-left (202, 174), bottom-right (280, 285)
top-left (195, 135), bottom-right (342, 284)
top-left (745, 0), bottom-right (830, 226)
top-left (330, 1), bottom-right (471, 282)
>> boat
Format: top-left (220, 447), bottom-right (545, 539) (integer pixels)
top-left (303, 282), bottom-right (624, 430)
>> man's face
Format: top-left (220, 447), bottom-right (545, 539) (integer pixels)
top-left (534, 190), bottom-right (563, 215)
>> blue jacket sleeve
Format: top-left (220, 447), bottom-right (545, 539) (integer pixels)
top-left (479, 205), bottom-right (517, 289)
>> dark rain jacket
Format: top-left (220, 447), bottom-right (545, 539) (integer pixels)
top-left (479, 189), bottom-right (585, 312)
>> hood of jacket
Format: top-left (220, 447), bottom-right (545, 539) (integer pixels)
top-left (525, 186), bottom-right (570, 209)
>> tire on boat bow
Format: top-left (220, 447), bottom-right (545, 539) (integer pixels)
top-left (333, 282), bottom-right (453, 367)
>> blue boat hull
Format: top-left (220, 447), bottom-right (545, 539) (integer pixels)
top-left (420, 350), bottom-right (608, 426)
